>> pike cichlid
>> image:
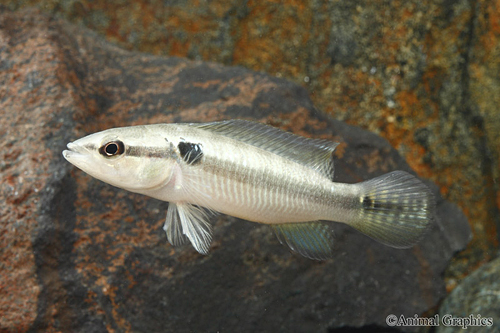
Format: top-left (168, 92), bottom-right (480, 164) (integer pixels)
top-left (63, 120), bottom-right (435, 260)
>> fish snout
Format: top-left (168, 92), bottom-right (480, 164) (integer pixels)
top-left (62, 142), bottom-right (86, 161)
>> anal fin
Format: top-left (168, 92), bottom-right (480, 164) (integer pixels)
top-left (271, 222), bottom-right (335, 260)
top-left (163, 202), bottom-right (213, 254)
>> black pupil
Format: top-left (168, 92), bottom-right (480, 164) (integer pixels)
top-left (105, 143), bottom-right (118, 155)
top-left (99, 141), bottom-right (124, 157)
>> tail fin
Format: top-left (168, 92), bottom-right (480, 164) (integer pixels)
top-left (350, 171), bottom-right (435, 248)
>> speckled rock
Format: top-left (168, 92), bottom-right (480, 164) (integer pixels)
top-left (0, 9), bottom-right (471, 333)
top-left (437, 256), bottom-right (500, 333)
top-left (6, 0), bottom-right (498, 282)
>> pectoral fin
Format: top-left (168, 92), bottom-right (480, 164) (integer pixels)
top-left (270, 222), bottom-right (335, 260)
top-left (163, 202), bottom-right (213, 254)
top-left (163, 203), bottom-right (188, 246)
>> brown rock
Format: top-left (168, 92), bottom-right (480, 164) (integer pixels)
top-left (5, 0), bottom-right (498, 278)
top-left (0, 9), bottom-right (470, 332)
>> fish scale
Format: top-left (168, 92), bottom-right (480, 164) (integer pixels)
top-left (196, 141), bottom-right (333, 223)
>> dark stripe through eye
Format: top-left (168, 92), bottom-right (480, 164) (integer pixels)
top-left (99, 141), bottom-right (125, 157)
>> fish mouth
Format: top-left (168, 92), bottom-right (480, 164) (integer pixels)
top-left (62, 142), bottom-right (83, 160)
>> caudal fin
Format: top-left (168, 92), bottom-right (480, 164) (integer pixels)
top-left (350, 171), bottom-right (435, 248)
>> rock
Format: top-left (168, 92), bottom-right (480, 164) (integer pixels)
top-left (0, 9), bottom-right (471, 332)
top-left (437, 256), bottom-right (500, 333)
top-left (8, 0), bottom-right (498, 279)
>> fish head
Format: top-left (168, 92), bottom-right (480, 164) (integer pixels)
top-left (62, 125), bottom-right (177, 192)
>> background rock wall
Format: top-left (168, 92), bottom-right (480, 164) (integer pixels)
top-left (3, 0), bottom-right (498, 278)
top-left (0, 1), bottom-right (497, 332)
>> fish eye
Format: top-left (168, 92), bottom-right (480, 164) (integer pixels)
top-left (99, 140), bottom-right (125, 157)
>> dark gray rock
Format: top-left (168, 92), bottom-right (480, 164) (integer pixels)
top-left (0, 9), bottom-right (471, 332)
top-left (438, 256), bottom-right (500, 333)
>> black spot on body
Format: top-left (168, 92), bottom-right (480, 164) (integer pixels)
top-left (362, 196), bottom-right (395, 210)
top-left (362, 196), bottom-right (373, 208)
top-left (178, 141), bottom-right (203, 164)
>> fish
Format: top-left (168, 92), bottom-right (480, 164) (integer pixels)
top-left (62, 119), bottom-right (435, 260)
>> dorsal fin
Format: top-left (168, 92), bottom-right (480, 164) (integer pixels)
top-left (191, 120), bottom-right (339, 180)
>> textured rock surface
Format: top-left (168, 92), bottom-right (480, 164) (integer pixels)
top-left (438, 256), bottom-right (500, 332)
top-left (1, 8), bottom-right (472, 333)
top-left (5, 0), bottom-right (498, 280)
